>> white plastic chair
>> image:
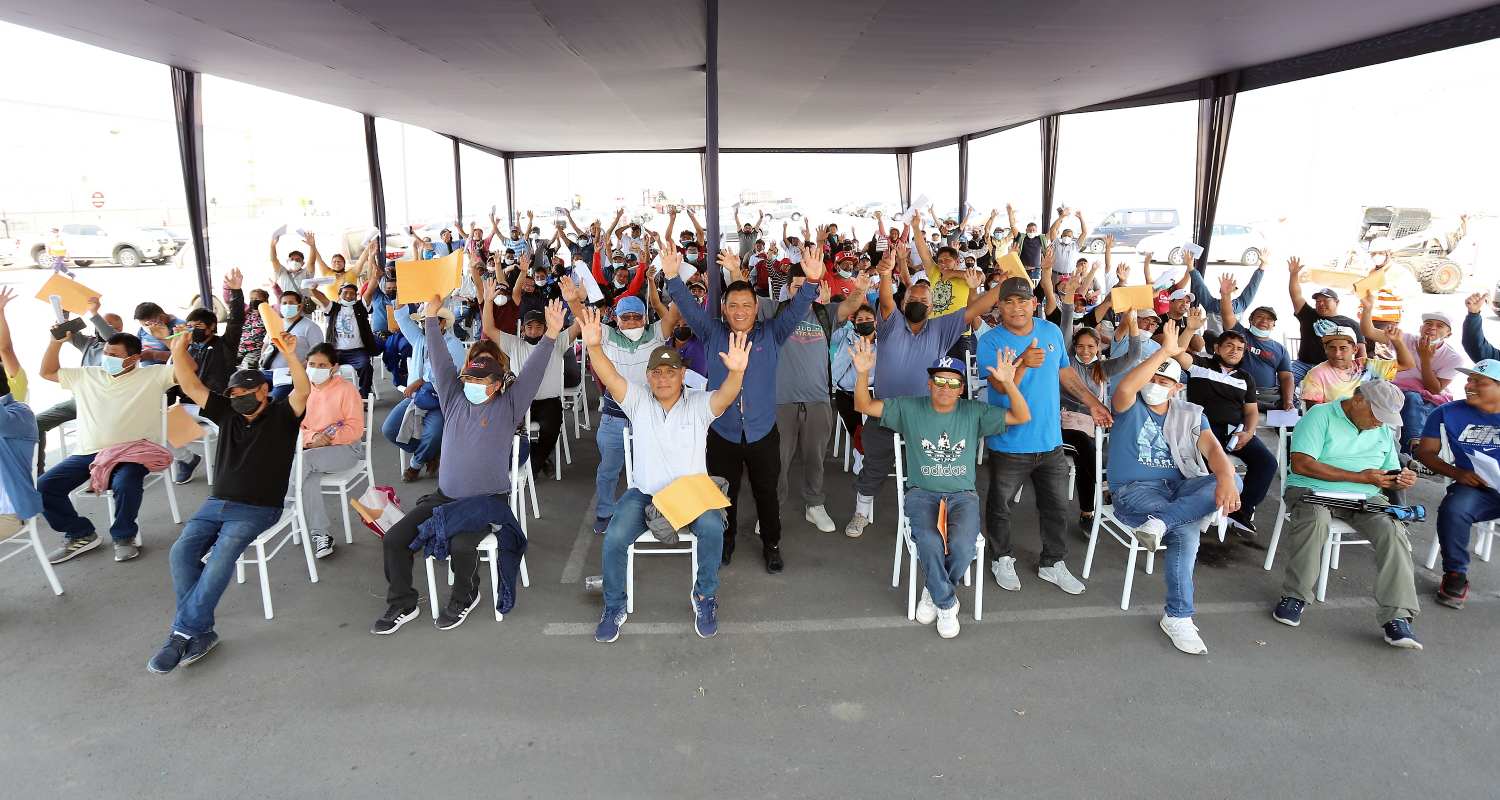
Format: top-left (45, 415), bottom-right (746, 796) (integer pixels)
top-left (1420, 423), bottom-right (1498, 568)
top-left (233, 441), bottom-right (320, 620)
top-left (69, 395), bottom-right (183, 544)
top-left (622, 426), bottom-right (697, 615)
top-left (318, 394), bottom-right (376, 544)
top-left (0, 444), bottom-right (64, 596)
top-left (889, 433), bottom-right (984, 621)
top-left (830, 410), bottom-right (852, 472)
top-left (422, 434), bottom-right (531, 621)
top-left (174, 403), bottom-right (218, 485)
top-left (562, 342), bottom-right (592, 438)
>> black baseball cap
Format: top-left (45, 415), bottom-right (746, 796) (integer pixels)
top-left (998, 276), bottom-right (1033, 300)
top-left (227, 369), bottom-right (268, 391)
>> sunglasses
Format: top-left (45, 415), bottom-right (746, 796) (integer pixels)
top-left (930, 375), bottom-right (963, 389)
top-left (618, 313), bottom-right (644, 322)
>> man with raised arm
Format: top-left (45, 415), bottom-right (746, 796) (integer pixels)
top-left (852, 339), bottom-right (1029, 639)
top-left (147, 325), bottom-right (308, 674)
top-left (584, 306), bottom-right (749, 643)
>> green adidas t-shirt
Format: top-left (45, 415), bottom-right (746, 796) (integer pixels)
top-left (880, 396), bottom-right (1009, 493)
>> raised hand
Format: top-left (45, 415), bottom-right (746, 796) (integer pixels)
top-left (987, 347), bottom-right (1021, 385)
top-left (272, 332), bottom-right (298, 357)
top-left (717, 249), bottom-right (741, 275)
top-left (1288, 256), bottom-right (1303, 278)
top-left (1159, 319), bottom-right (1185, 356)
top-left (800, 244), bottom-right (825, 281)
top-left (720, 330), bottom-right (751, 373)
top-left (1185, 305), bottom-right (1207, 332)
top-left (559, 275), bottom-right (582, 304)
top-left (854, 272), bottom-right (872, 295)
top-left (225, 268), bottom-right (243, 291)
top-left (1465, 292), bottom-right (1488, 315)
top-left (578, 306), bottom-right (604, 347)
top-left (86, 295), bottom-right (101, 315)
top-left (0, 286), bottom-right (13, 309)
top-left (1218, 273), bottom-right (1236, 299)
top-left (481, 276), bottom-right (497, 305)
top-left (1021, 338), bottom-right (1045, 368)
top-left (544, 299), bottom-right (566, 338)
top-left (660, 248), bottom-right (687, 280)
top-left (518, 250), bottom-right (532, 271)
top-left (425, 294), bottom-right (444, 319)
top-left (876, 249), bottom-right (895, 276)
top-left (167, 323), bottom-right (190, 356)
top-left (1105, 233), bottom-right (1115, 251)
top-left (851, 335), bottom-right (876, 373)
top-left (963, 268), bottom-right (983, 291)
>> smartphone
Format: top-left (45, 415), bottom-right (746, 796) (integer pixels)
top-left (1384, 469), bottom-right (1403, 476)
top-left (51, 317), bottom-right (87, 340)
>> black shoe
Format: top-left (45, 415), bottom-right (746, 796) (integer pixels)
top-left (764, 546), bottom-right (784, 574)
top-left (147, 632), bottom-right (192, 674)
top-left (181, 631), bottom-right (220, 666)
top-left (1229, 508), bottom-right (1258, 535)
top-left (370, 604), bottom-right (420, 635)
top-left (173, 453), bottom-right (202, 485)
top-left (1437, 571), bottom-right (1469, 609)
top-left (435, 592), bottom-right (481, 630)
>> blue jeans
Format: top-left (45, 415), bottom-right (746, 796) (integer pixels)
top-left (337, 348), bottom-right (373, 397)
top-left (38, 453), bottom-right (148, 542)
top-left (1225, 433), bottom-right (1277, 513)
top-left (1290, 360), bottom-right (1315, 383)
top-left (1400, 391), bottom-right (1435, 453)
top-left (1436, 483), bottom-right (1500, 574)
top-left (169, 499), bottom-right (283, 636)
top-left (381, 332), bottom-right (411, 388)
top-left (905, 488), bottom-right (979, 610)
top-left (600, 488), bottom-right (725, 610)
top-left (1110, 474), bottom-right (1233, 618)
top-left (381, 397), bottom-right (444, 468)
top-left (594, 414), bottom-right (628, 520)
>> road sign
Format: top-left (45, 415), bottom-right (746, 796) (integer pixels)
top-left (90, 191), bottom-right (104, 209)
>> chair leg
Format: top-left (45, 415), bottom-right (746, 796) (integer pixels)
top-left (689, 540), bottom-right (699, 614)
top-left (1330, 534), bottom-right (1343, 571)
top-left (906, 542), bottom-right (918, 621)
top-left (256, 541), bottom-right (274, 620)
top-left (1263, 499), bottom-right (1287, 571)
top-left (27, 522), bottom-right (64, 595)
top-left (1082, 514), bottom-right (1103, 579)
top-left (297, 512), bottom-right (319, 584)
top-left (519, 553), bottom-right (530, 588)
top-left (626, 546), bottom-right (636, 614)
top-left (489, 549), bottom-right (503, 622)
top-left (890, 524), bottom-right (904, 588)
top-left (1121, 545), bottom-right (1138, 611)
top-left (973, 537), bottom-right (985, 621)
top-left (163, 473), bottom-right (182, 524)
top-left (236, 555), bottom-right (245, 583)
top-left (339, 486), bottom-right (354, 544)
top-left (1146, 549), bottom-right (1155, 575)
top-left (424, 557), bottom-right (440, 618)
top-left (1315, 534), bottom-right (1333, 602)
top-left (1423, 532), bottom-right (1441, 570)
top-left (527, 464), bottom-right (540, 519)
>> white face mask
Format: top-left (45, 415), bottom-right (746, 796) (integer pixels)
top-left (1140, 383), bottom-right (1172, 406)
top-left (620, 326), bottom-right (646, 342)
top-left (1076, 353), bottom-right (1098, 365)
top-left (1060, 236), bottom-right (1073, 245)
top-left (1136, 330), bottom-right (1155, 341)
top-left (493, 294), bottom-right (509, 306)
top-left (288, 260), bottom-right (304, 272)
top-left (1249, 325), bottom-right (1274, 339)
top-left (306, 367), bottom-right (331, 384)
top-left (463, 382), bottom-right (490, 405)
top-left (280, 304), bottom-right (300, 319)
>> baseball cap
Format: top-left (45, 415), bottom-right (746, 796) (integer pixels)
top-left (645, 346), bottom-right (684, 371)
top-left (1249, 305), bottom-right (1277, 321)
top-left (1458, 359), bottom-right (1500, 382)
top-left (1311, 287), bottom-right (1339, 301)
top-left (1357, 379), bottom-right (1404, 428)
top-left (615, 296), bottom-right (646, 317)
top-left (227, 369), bottom-right (268, 391)
top-left (1136, 307), bottom-right (1159, 320)
top-left (1420, 311), bottom-right (1453, 328)
top-left (1154, 359), bottom-right (1183, 383)
top-left (998, 276), bottom-right (1033, 300)
top-left (461, 356), bottom-right (506, 381)
top-left (1320, 325), bottom-right (1357, 344)
top-left (1167, 288), bottom-right (1195, 302)
top-left (926, 356), bottom-right (966, 379)
top-left (522, 310), bottom-right (546, 326)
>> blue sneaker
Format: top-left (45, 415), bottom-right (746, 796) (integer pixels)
top-left (693, 595), bottom-right (719, 639)
top-left (1382, 618), bottom-right (1423, 650)
top-left (147, 632), bottom-right (192, 674)
top-left (182, 631), bottom-right (220, 666)
top-left (593, 516), bottom-right (611, 535)
top-left (1272, 596), bottom-right (1305, 627)
top-left (172, 453), bottom-right (202, 485)
top-left (594, 606), bottom-right (626, 643)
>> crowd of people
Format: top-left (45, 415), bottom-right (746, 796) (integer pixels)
top-left (1, 202), bottom-right (1496, 672)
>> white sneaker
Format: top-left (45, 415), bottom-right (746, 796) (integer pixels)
top-left (1133, 517), bottom-right (1167, 552)
top-left (1160, 615), bottom-right (1208, 654)
top-left (1038, 560), bottom-right (1085, 595)
top-left (991, 556), bottom-right (1020, 591)
top-left (312, 532), bottom-right (334, 560)
top-left (805, 505), bottom-right (836, 533)
top-left (915, 588), bottom-right (937, 625)
top-left (852, 451), bottom-right (864, 474)
top-left (844, 513), bottom-right (870, 538)
top-left (936, 600), bottom-right (960, 639)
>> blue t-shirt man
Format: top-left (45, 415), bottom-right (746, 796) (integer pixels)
top-left (1234, 322), bottom-right (1291, 393)
top-left (1107, 400), bottom-right (1209, 488)
top-left (1422, 399), bottom-right (1500, 472)
top-left (977, 316), bottom-right (1068, 453)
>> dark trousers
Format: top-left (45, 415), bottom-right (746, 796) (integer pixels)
top-left (382, 491), bottom-right (488, 609)
top-left (833, 390), bottom-right (863, 453)
top-left (529, 397), bottom-right (563, 468)
top-left (706, 426), bottom-right (782, 559)
top-left (1222, 433), bottom-right (1277, 514)
top-left (380, 332), bottom-right (411, 388)
top-left (1061, 429), bottom-right (1097, 514)
top-left (983, 447), bottom-right (1072, 566)
top-left (336, 348), bottom-right (373, 397)
top-left (34, 398), bottom-right (77, 472)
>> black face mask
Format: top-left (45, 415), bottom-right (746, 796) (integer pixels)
top-left (229, 394), bottom-right (263, 416)
top-left (522, 334), bottom-right (543, 345)
top-left (903, 302), bottom-right (929, 324)
top-left (673, 326), bottom-right (692, 342)
top-left (853, 321), bottom-right (876, 337)
top-left (190, 328), bottom-right (209, 343)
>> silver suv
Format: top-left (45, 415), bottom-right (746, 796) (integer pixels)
top-left (28, 223), bottom-right (179, 268)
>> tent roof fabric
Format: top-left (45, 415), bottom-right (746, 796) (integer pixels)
top-left (0, 0), bottom-right (1492, 152)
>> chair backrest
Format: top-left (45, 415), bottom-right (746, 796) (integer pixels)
top-left (362, 394), bottom-right (376, 484)
top-left (892, 432), bottom-right (908, 522)
top-left (622, 426), bottom-right (634, 486)
top-left (1092, 425), bottom-right (1108, 508)
top-left (289, 433), bottom-right (306, 509)
top-left (508, 433), bottom-right (522, 517)
top-left (337, 363), bottom-right (358, 384)
top-left (158, 394), bottom-right (171, 447)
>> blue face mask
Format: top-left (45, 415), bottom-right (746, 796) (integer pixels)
top-left (1249, 325), bottom-right (1274, 339)
top-left (463, 382), bottom-right (491, 405)
top-left (101, 354), bottom-right (127, 376)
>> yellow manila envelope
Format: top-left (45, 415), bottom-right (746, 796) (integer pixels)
top-left (1352, 268), bottom-right (1387, 298)
top-left (397, 250), bottom-right (463, 304)
top-left (1110, 285), bottom-right (1156, 312)
top-left (34, 273), bottom-right (103, 315)
top-left (995, 252), bottom-right (1033, 285)
top-left (257, 302), bottom-right (285, 342)
top-left (651, 474), bottom-right (731, 531)
top-left (166, 404), bottom-right (206, 448)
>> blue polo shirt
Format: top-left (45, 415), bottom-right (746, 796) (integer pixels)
top-left (977, 317), bottom-right (1068, 453)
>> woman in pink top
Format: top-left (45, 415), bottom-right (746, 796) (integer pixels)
top-left (298, 344), bottom-right (365, 558)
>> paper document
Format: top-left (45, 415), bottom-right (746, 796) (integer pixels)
top-left (1183, 241), bottom-right (1204, 259)
top-left (995, 252), bottom-right (1032, 285)
top-left (651, 474), bottom-right (731, 531)
top-left (271, 224), bottom-right (287, 240)
top-left (257, 302), bottom-right (285, 342)
top-left (1352, 268), bottom-right (1387, 298)
top-left (396, 250), bottom-right (463, 304)
top-left (1110, 285), bottom-right (1155, 313)
top-left (166, 404), bottom-right (206, 448)
top-left (1265, 409), bottom-right (1300, 428)
top-left (34, 273), bottom-right (103, 316)
top-left (570, 265), bottom-right (605, 304)
top-left (683, 369), bottom-right (707, 390)
top-left (1471, 451), bottom-right (1500, 490)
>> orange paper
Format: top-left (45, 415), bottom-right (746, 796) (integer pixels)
top-left (257, 301), bottom-right (285, 342)
top-left (995, 252), bottom-right (1032, 285)
top-left (386, 307), bottom-right (398, 331)
top-left (34, 272), bottom-right (102, 316)
top-left (1110, 285), bottom-right (1155, 312)
top-left (937, 496), bottom-right (949, 554)
top-left (1352, 267), bottom-right (1387, 298)
top-left (1303, 269), bottom-right (1359, 290)
top-left (166, 404), bottom-right (205, 448)
top-left (651, 473), bottom-right (731, 531)
top-left (396, 250), bottom-right (463, 305)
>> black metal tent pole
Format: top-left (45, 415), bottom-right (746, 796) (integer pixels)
top-left (957, 134), bottom-right (969, 219)
top-left (451, 136), bottom-right (463, 226)
top-left (703, 0), bottom-right (721, 315)
top-left (169, 67), bottom-right (213, 309)
top-left (1194, 72), bottom-right (1240, 270)
top-left (362, 114), bottom-right (387, 267)
top-left (1039, 115), bottom-right (1060, 233)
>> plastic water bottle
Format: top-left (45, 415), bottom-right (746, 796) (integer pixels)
top-left (583, 575), bottom-right (603, 593)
